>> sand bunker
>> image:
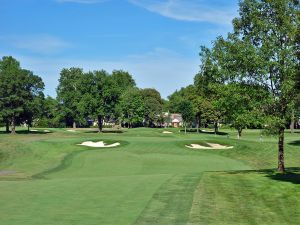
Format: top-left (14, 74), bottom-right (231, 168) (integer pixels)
top-left (67, 130), bottom-right (77, 132)
top-left (78, 141), bottom-right (120, 148)
top-left (44, 130), bottom-right (51, 133)
top-left (0, 170), bottom-right (16, 176)
top-left (186, 142), bottom-right (233, 150)
top-left (30, 129), bottom-right (38, 132)
top-left (163, 131), bottom-right (173, 134)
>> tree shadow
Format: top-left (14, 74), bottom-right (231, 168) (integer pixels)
top-left (226, 167), bottom-right (300, 185)
top-left (0, 130), bottom-right (49, 135)
top-left (180, 129), bottom-right (228, 136)
top-left (84, 130), bottom-right (124, 134)
top-left (288, 140), bottom-right (300, 146)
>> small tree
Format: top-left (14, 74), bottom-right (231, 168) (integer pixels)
top-left (178, 100), bottom-right (194, 134)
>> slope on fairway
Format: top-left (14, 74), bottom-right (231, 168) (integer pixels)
top-left (0, 130), bottom-right (250, 225)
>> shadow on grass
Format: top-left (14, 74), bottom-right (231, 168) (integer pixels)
top-left (84, 130), bottom-right (124, 134)
top-left (289, 130), bottom-right (300, 134)
top-left (0, 130), bottom-right (49, 135)
top-left (226, 167), bottom-right (300, 185)
top-left (179, 129), bottom-right (228, 136)
top-left (32, 140), bottom-right (128, 179)
top-left (288, 140), bottom-right (300, 146)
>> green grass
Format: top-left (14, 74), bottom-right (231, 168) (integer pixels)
top-left (0, 127), bottom-right (299, 224)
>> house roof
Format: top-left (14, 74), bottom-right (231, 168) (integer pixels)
top-left (172, 119), bottom-right (180, 123)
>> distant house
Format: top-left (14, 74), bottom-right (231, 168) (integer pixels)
top-left (171, 114), bottom-right (183, 128)
top-left (163, 113), bottom-right (183, 128)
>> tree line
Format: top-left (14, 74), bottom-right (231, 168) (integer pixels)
top-left (0, 57), bottom-right (167, 133)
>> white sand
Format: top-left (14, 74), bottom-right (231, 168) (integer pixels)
top-left (163, 131), bottom-right (173, 134)
top-left (67, 130), bottom-right (76, 132)
top-left (186, 143), bottom-right (233, 150)
top-left (44, 130), bottom-right (51, 133)
top-left (30, 129), bottom-right (38, 132)
top-left (78, 141), bottom-right (120, 148)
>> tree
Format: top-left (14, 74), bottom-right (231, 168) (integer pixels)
top-left (111, 70), bottom-right (136, 124)
top-left (213, 0), bottom-right (300, 172)
top-left (111, 70), bottom-right (136, 92)
top-left (219, 83), bottom-right (268, 138)
top-left (194, 48), bottom-right (226, 135)
top-left (0, 56), bottom-right (44, 134)
top-left (177, 100), bottom-right (194, 134)
top-left (119, 88), bottom-right (144, 128)
top-left (57, 68), bottom-right (84, 128)
top-left (37, 96), bottom-right (63, 128)
top-left (78, 70), bottom-right (120, 132)
top-left (140, 88), bottom-right (163, 127)
top-left (20, 89), bottom-right (44, 131)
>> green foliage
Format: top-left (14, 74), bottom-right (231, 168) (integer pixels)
top-left (0, 56), bottom-right (44, 133)
top-left (119, 88), bottom-right (144, 127)
top-left (140, 88), bottom-right (164, 127)
top-left (178, 100), bottom-right (194, 126)
top-left (57, 68), bottom-right (84, 127)
top-left (111, 70), bottom-right (136, 91)
top-left (34, 96), bottom-right (64, 128)
top-left (210, 0), bottom-right (300, 171)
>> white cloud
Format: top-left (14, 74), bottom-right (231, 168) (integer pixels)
top-left (128, 0), bottom-right (237, 25)
top-left (56, 0), bottom-right (108, 3)
top-left (0, 34), bottom-right (71, 54)
top-left (1, 48), bottom-right (199, 99)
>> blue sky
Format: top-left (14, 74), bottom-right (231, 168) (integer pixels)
top-left (0, 0), bottom-right (238, 98)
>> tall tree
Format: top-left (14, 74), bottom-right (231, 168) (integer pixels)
top-left (214, 0), bottom-right (300, 172)
top-left (140, 88), bottom-right (163, 127)
top-left (119, 88), bottom-right (144, 128)
top-left (195, 48), bottom-right (226, 134)
top-left (57, 68), bottom-right (83, 128)
top-left (0, 56), bottom-right (44, 134)
top-left (78, 70), bottom-right (120, 132)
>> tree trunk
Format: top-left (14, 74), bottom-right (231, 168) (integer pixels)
top-left (73, 121), bottom-right (76, 129)
top-left (278, 127), bottom-right (285, 172)
top-left (5, 120), bottom-right (9, 133)
top-left (97, 115), bottom-right (103, 133)
top-left (214, 121), bottom-right (218, 134)
top-left (11, 116), bottom-right (16, 134)
top-left (290, 109), bottom-right (295, 134)
top-left (196, 114), bottom-right (200, 133)
top-left (237, 128), bottom-right (242, 139)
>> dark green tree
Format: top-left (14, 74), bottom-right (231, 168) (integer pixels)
top-left (140, 88), bottom-right (163, 127)
top-left (78, 70), bottom-right (120, 132)
top-left (37, 96), bottom-right (63, 128)
top-left (111, 70), bottom-right (136, 92)
top-left (0, 56), bottom-right (44, 134)
top-left (57, 68), bottom-right (84, 128)
top-left (119, 88), bottom-right (144, 128)
top-left (177, 100), bottom-right (194, 134)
